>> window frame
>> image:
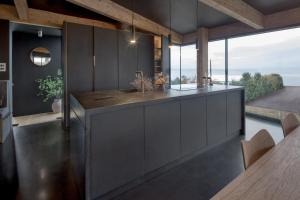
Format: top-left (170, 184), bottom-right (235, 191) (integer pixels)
top-left (170, 43), bottom-right (197, 90)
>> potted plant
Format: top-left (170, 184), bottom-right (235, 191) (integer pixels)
top-left (36, 75), bottom-right (63, 113)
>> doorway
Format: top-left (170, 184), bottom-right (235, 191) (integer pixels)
top-left (11, 23), bottom-right (63, 127)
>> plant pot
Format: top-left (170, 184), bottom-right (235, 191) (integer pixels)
top-left (52, 98), bottom-right (62, 113)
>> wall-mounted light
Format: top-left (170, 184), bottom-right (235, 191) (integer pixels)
top-left (38, 29), bottom-right (43, 38)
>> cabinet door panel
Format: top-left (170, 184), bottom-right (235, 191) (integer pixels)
top-left (181, 97), bottom-right (207, 155)
top-left (138, 34), bottom-right (154, 79)
top-left (118, 31), bottom-right (138, 89)
top-left (207, 93), bottom-right (227, 145)
top-left (90, 107), bottom-right (144, 198)
top-left (66, 23), bottom-right (93, 92)
top-left (94, 27), bottom-right (118, 90)
top-left (145, 101), bottom-right (181, 172)
top-left (227, 91), bottom-right (242, 136)
top-left (161, 36), bottom-right (170, 76)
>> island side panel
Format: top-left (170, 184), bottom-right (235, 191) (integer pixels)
top-left (89, 107), bottom-right (144, 199)
top-left (227, 90), bottom-right (243, 136)
top-left (145, 100), bottom-right (181, 173)
top-left (207, 93), bottom-right (227, 145)
top-left (181, 96), bottom-right (207, 156)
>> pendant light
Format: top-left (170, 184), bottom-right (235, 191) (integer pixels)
top-left (195, 0), bottom-right (199, 50)
top-left (168, 0), bottom-right (173, 48)
top-left (130, 0), bottom-right (136, 44)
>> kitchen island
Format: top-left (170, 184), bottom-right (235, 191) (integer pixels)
top-left (70, 85), bottom-right (245, 200)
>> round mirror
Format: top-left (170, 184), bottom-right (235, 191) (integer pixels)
top-left (30, 47), bottom-right (51, 67)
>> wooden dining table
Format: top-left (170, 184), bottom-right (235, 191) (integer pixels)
top-left (212, 126), bottom-right (300, 200)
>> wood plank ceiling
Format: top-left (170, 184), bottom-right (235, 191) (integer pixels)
top-left (2, 0), bottom-right (300, 40)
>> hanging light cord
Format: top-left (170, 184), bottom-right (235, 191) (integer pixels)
top-left (131, 0), bottom-right (134, 27)
top-left (169, 0), bottom-right (172, 35)
top-left (196, 0), bottom-right (198, 31)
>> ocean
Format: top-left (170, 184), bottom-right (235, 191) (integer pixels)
top-left (171, 68), bottom-right (300, 86)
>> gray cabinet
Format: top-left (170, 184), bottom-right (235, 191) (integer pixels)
top-left (94, 27), bottom-right (118, 90)
top-left (207, 93), bottom-right (227, 145)
top-left (89, 107), bottom-right (144, 199)
top-left (118, 31), bottom-right (138, 89)
top-left (161, 36), bottom-right (170, 76)
top-left (227, 90), bottom-right (243, 136)
top-left (137, 33), bottom-right (154, 78)
top-left (65, 23), bottom-right (94, 93)
top-left (69, 110), bottom-right (85, 200)
top-left (64, 22), bottom-right (94, 127)
top-left (145, 101), bottom-right (181, 172)
top-left (181, 96), bottom-right (207, 155)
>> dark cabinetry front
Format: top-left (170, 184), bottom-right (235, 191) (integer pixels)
top-left (118, 31), bottom-right (138, 89)
top-left (181, 96), bottom-right (207, 155)
top-left (94, 27), bottom-right (118, 90)
top-left (137, 33), bottom-right (154, 78)
top-left (90, 107), bottom-right (144, 199)
top-left (69, 110), bottom-right (85, 200)
top-left (227, 90), bottom-right (243, 136)
top-left (64, 23), bottom-right (155, 127)
top-left (207, 93), bottom-right (227, 145)
top-left (145, 101), bottom-right (181, 172)
top-left (161, 36), bottom-right (170, 76)
top-left (65, 23), bottom-right (94, 93)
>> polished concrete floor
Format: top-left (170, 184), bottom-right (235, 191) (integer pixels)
top-left (0, 117), bottom-right (282, 200)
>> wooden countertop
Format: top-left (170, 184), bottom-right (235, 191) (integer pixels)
top-left (212, 126), bottom-right (300, 200)
top-left (72, 85), bottom-right (243, 110)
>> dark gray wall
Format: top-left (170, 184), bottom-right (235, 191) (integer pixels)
top-left (13, 32), bottom-right (62, 116)
top-left (0, 20), bottom-right (10, 80)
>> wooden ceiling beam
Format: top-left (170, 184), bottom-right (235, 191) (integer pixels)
top-left (0, 4), bottom-right (117, 30)
top-left (66, 0), bottom-right (183, 43)
top-left (208, 6), bottom-right (300, 41)
top-left (183, 6), bottom-right (300, 42)
top-left (14, 0), bottom-right (28, 20)
top-left (198, 0), bottom-right (264, 29)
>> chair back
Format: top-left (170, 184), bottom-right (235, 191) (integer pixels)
top-left (281, 113), bottom-right (300, 137)
top-left (241, 129), bottom-right (275, 169)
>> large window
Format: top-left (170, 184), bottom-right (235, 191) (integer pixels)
top-left (208, 40), bottom-right (226, 84)
top-left (228, 28), bottom-right (300, 86)
top-left (171, 44), bottom-right (197, 89)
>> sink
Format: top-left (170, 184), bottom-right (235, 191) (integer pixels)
top-left (94, 96), bottom-right (114, 101)
top-left (119, 89), bottom-right (138, 93)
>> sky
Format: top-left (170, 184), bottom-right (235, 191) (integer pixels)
top-left (208, 27), bottom-right (300, 85)
top-left (209, 27), bottom-right (300, 71)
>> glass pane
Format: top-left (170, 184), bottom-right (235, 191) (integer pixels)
top-left (170, 46), bottom-right (181, 89)
top-left (208, 40), bottom-right (225, 84)
top-left (229, 28), bottom-right (300, 86)
top-left (228, 27), bottom-right (300, 104)
top-left (181, 44), bottom-right (197, 89)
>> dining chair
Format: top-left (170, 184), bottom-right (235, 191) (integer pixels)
top-left (241, 129), bottom-right (275, 169)
top-left (281, 113), bottom-right (300, 137)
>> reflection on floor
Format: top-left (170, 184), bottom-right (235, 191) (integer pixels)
top-left (0, 116), bottom-right (283, 200)
top-left (13, 112), bottom-right (62, 127)
top-left (246, 116), bottom-right (283, 144)
top-left (13, 122), bottom-right (79, 200)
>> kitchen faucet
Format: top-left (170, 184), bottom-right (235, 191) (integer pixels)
top-left (135, 71), bottom-right (145, 93)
